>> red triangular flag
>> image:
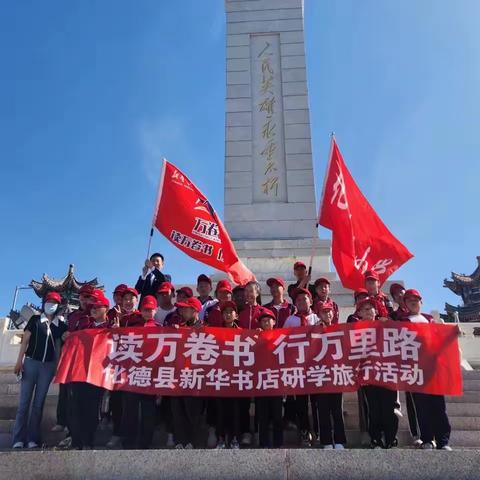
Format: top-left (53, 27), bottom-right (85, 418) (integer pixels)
top-left (319, 139), bottom-right (413, 290)
top-left (153, 160), bottom-right (255, 285)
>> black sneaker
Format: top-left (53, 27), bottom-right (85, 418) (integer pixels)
top-left (300, 430), bottom-right (312, 447)
top-left (370, 439), bottom-right (384, 449)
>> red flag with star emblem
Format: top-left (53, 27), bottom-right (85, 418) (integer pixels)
top-left (319, 138), bottom-right (413, 290)
top-left (153, 160), bottom-right (255, 285)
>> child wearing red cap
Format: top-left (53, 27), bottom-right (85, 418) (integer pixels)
top-left (170, 297), bottom-right (204, 449)
top-left (237, 281), bottom-right (263, 446)
top-left (12, 292), bottom-right (67, 449)
top-left (69, 294), bottom-right (109, 450)
top-left (283, 288), bottom-right (319, 447)
top-left (401, 289), bottom-right (452, 450)
top-left (313, 278), bottom-right (339, 324)
top-left (107, 284), bottom-right (128, 326)
top-left (263, 277), bottom-right (294, 328)
top-left (121, 295), bottom-right (158, 450)
top-left (287, 261), bottom-right (316, 300)
top-left (363, 271), bottom-right (393, 319)
top-left (201, 279), bottom-right (233, 327)
top-left (150, 282), bottom-right (176, 327)
top-left (346, 289), bottom-right (369, 323)
top-left (196, 274), bottom-right (213, 305)
top-left (354, 297), bottom-right (399, 449)
top-left (215, 301), bottom-right (242, 449)
top-left (255, 309), bottom-right (284, 448)
top-left (311, 302), bottom-right (346, 449)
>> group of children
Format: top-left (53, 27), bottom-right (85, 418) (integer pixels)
top-left (13, 252), bottom-right (452, 451)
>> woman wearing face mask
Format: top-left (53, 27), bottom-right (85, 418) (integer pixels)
top-left (12, 292), bottom-right (67, 449)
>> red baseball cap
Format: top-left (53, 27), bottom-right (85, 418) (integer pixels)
top-left (91, 295), bottom-right (110, 309)
top-left (293, 261), bottom-right (307, 270)
top-left (113, 284), bottom-right (128, 295)
top-left (404, 289), bottom-right (422, 301)
top-left (314, 277), bottom-right (330, 287)
top-left (141, 295), bottom-right (158, 310)
top-left (176, 296), bottom-right (202, 313)
top-left (157, 282), bottom-right (175, 295)
top-left (317, 300), bottom-right (334, 311)
top-left (197, 274), bottom-right (212, 285)
top-left (258, 308), bottom-right (276, 322)
top-left (220, 300), bottom-right (238, 313)
top-left (216, 279), bottom-right (232, 293)
top-left (292, 287), bottom-right (312, 301)
top-left (364, 270), bottom-right (380, 281)
top-left (389, 283), bottom-right (405, 296)
top-left (79, 284), bottom-right (95, 296)
top-left (44, 291), bottom-right (62, 303)
top-left (354, 288), bottom-right (369, 300)
top-left (176, 286), bottom-right (194, 298)
top-left (122, 287), bottom-right (139, 298)
top-left (357, 297), bottom-right (378, 311)
top-left (266, 277), bottom-right (285, 288)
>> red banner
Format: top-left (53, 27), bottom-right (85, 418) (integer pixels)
top-left (319, 139), bottom-right (413, 290)
top-left (153, 160), bottom-right (255, 285)
top-left (55, 322), bottom-right (462, 397)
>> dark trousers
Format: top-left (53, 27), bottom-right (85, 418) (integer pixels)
top-left (310, 395), bottom-right (319, 436)
top-left (295, 395), bottom-right (310, 432)
top-left (256, 396), bottom-right (283, 448)
top-left (206, 397), bottom-right (217, 427)
top-left (405, 392), bottom-right (419, 438)
top-left (216, 397), bottom-right (241, 440)
top-left (56, 383), bottom-right (68, 427)
top-left (313, 393), bottom-right (346, 446)
top-left (171, 396), bottom-right (204, 447)
top-left (239, 397), bottom-right (251, 434)
top-left (110, 391), bottom-right (123, 437)
top-left (412, 393), bottom-right (451, 448)
top-left (70, 382), bottom-right (104, 449)
top-left (157, 396), bottom-right (173, 433)
top-left (283, 396), bottom-right (296, 424)
top-left (121, 392), bottom-right (156, 449)
top-left (363, 386), bottom-right (398, 446)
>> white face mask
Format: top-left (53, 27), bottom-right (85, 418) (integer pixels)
top-left (44, 303), bottom-right (58, 315)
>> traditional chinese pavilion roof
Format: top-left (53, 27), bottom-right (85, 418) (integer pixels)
top-left (29, 264), bottom-right (102, 299)
top-left (444, 256), bottom-right (480, 293)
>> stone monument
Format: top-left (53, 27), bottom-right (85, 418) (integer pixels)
top-left (224, 0), bottom-right (331, 281)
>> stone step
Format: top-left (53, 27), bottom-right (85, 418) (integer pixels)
top-left (461, 370), bottom-right (480, 379)
top-left (0, 383), bottom-right (59, 396)
top-left (462, 380), bottom-right (480, 391)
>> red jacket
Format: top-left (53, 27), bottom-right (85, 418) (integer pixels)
top-left (371, 292), bottom-right (393, 318)
top-left (238, 304), bottom-right (263, 330)
top-left (67, 308), bottom-right (90, 332)
top-left (262, 300), bottom-right (294, 328)
top-left (120, 311), bottom-right (145, 327)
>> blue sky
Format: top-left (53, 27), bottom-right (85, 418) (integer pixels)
top-left (1, 0), bottom-right (479, 315)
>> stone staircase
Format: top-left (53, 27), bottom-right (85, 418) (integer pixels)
top-left (1, 367), bottom-right (479, 449)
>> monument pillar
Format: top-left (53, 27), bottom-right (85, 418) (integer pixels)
top-left (224, 0), bottom-right (331, 280)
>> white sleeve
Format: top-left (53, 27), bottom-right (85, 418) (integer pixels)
top-left (141, 267), bottom-right (154, 281)
top-left (199, 299), bottom-right (218, 321)
top-left (283, 315), bottom-right (296, 328)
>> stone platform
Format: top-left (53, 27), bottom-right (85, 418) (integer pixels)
top-left (1, 449), bottom-right (480, 480)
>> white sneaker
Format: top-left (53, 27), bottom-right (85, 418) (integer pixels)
top-left (27, 442), bottom-right (38, 449)
top-left (421, 442), bottom-right (434, 450)
top-left (216, 440), bottom-right (226, 449)
top-left (394, 408), bottom-right (403, 418)
top-left (440, 445), bottom-right (452, 451)
top-left (51, 424), bottom-right (65, 432)
top-left (230, 437), bottom-right (240, 449)
top-left (413, 437), bottom-right (423, 448)
top-left (184, 443), bottom-right (193, 449)
top-left (240, 432), bottom-right (252, 446)
top-left (106, 435), bottom-right (122, 448)
top-left (334, 444), bottom-right (345, 450)
top-left (57, 436), bottom-right (72, 448)
top-left (174, 443), bottom-right (184, 449)
top-left (166, 433), bottom-right (175, 448)
top-left (207, 427), bottom-right (217, 448)
top-left (12, 442), bottom-right (24, 449)
top-left (323, 444), bottom-right (334, 449)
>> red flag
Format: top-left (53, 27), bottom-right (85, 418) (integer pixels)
top-left (319, 138), bottom-right (413, 290)
top-left (153, 160), bottom-right (255, 285)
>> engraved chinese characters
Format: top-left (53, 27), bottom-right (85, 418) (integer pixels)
top-left (251, 35), bottom-right (287, 202)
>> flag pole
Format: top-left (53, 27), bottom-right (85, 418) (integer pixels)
top-left (308, 132), bottom-right (336, 276)
top-left (146, 157), bottom-right (167, 260)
